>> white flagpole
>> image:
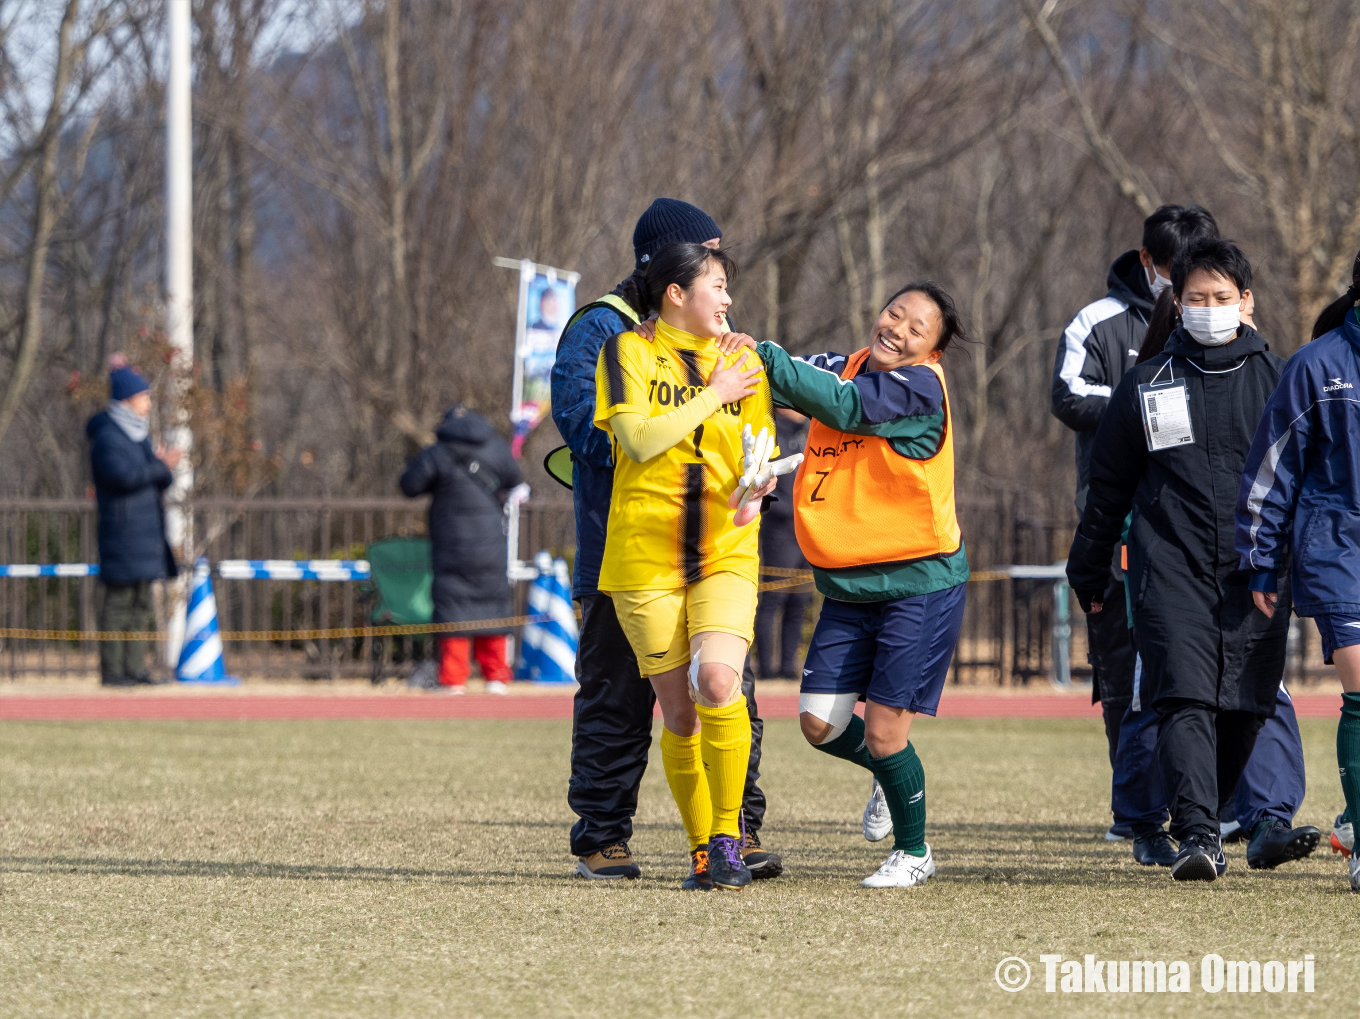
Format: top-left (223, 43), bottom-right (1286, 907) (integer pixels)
top-left (164, 0), bottom-right (194, 665)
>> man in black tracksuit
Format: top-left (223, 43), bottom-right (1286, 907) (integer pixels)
top-left (1068, 239), bottom-right (1320, 880)
top-left (1051, 205), bottom-right (1217, 848)
top-left (549, 199), bottom-right (780, 881)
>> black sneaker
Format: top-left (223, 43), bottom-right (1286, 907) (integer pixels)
top-left (681, 845), bottom-right (712, 891)
top-left (707, 834), bottom-right (752, 891)
top-left (740, 827), bottom-right (783, 880)
top-left (1171, 833), bottom-right (1225, 882)
top-left (1132, 830), bottom-right (1178, 867)
top-left (99, 675), bottom-right (138, 687)
top-left (574, 842), bottom-right (641, 880)
top-left (1246, 819), bottom-right (1321, 870)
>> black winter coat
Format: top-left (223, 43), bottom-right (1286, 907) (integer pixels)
top-left (399, 407), bottom-right (523, 629)
top-left (1067, 325), bottom-right (1288, 716)
top-left (86, 411), bottom-right (178, 586)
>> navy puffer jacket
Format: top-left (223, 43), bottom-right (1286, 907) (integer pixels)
top-left (86, 411), bottom-right (178, 585)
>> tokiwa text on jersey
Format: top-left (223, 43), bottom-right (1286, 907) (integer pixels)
top-left (647, 377), bottom-right (744, 418)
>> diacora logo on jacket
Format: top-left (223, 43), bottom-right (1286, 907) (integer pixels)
top-left (1324, 378), bottom-right (1354, 392)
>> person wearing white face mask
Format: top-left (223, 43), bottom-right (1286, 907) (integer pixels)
top-left (1067, 238), bottom-right (1320, 882)
top-left (1051, 203), bottom-right (1219, 853)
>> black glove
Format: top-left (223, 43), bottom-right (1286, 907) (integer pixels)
top-left (1073, 587), bottom-right (1104, 614)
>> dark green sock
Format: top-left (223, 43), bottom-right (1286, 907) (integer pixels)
top-left (811, 714), bottom-right (875, 770)
top-left (1338, 693), bottom-right (1360, 825)
top-left (869, 742), bottom-right (926, 855)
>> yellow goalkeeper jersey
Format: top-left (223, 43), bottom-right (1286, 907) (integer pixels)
top-left (594, 319), bottom-right (777, 591)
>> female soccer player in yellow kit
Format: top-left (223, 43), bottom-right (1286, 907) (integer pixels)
top-left (593, 242), bottom-right (793, 891)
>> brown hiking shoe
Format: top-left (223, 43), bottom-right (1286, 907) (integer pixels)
top-left (741, 828), bottom-right (783, 880)
top-left (574, 843), bottom-right (641, 880)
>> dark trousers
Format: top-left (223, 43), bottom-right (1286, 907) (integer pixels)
top-left (754, 591), bottom-right (809, 678)
top-left (1155, 700), bottom-right (1265, 842)
top-left (754, 519), bottom-right (809, 678)
top-left (568, 594), bottom-right (767, 857)
top-left (1114, 683), bottom-right (1304, 835)
top-left (97, 580), bottom-right (154, 680)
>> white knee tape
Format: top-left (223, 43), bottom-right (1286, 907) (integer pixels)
top-left (799, 692), bottom-right (859, 742)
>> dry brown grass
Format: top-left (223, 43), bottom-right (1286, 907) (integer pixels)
top-left (1, 716), bottom-right (1356, 1017)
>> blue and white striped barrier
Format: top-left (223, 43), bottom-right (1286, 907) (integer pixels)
top-left (0, 560), bottom-right (370, 580)
top-left (0, 563), bottom-right (98, 577)
top-left (177, 558), bottom-right (238, 684)
top-left (216, 560), bottom-right (370, 581)
top-left (517, 552), bottom-right (578, 685)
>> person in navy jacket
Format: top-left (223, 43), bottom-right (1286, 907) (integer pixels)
top-left (1236, 249), bottom-right (1360, 890)
top-left (86, 366), bottom-right (180, 685)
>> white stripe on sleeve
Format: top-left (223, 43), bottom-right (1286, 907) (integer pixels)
top-left (1058, 297), bottom-right (1127, 400)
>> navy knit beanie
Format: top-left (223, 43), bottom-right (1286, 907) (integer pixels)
top-left (109, 367), bottom-right (149, 401)
top-left (632, 198), bottom-right (721, 270)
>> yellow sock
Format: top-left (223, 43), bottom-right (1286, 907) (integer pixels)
top-left (660, 727), bottom-right (711, 850)
top-left (695, 696), bottom-right (751, 840)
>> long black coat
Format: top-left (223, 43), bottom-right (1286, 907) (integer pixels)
top-left (86, 410), bottom-right (178, 586)
top-left (399, 407), bottom-right (523, 629)
top-left (1067, 326), bottom-right (1288, 716)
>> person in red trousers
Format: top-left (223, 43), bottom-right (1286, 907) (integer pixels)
top-left (400, 405), bottom-right (524, 694)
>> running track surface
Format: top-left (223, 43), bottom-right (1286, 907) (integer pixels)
top-left (0, 692), bottom-right (1344, 722)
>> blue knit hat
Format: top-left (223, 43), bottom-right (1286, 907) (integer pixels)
top-left (109, 367), bottom-right (149, 401)
top-left (632, 198), bottom-right (721, 270)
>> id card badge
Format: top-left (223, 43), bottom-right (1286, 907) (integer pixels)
top-left (1138, 359), bottom-right (1193, 452)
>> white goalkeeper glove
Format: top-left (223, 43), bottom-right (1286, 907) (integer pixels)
top-left (733, 424), bottom-right (803, 513)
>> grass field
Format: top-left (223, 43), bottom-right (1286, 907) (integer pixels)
top-left (1, 715), bottom-right (1357, 1018)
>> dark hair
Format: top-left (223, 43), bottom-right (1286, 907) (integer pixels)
top-left (1142, 204), bottom-right (1219, 268)
top-left (1311, 249), bottom-right (1360, 340)
top-left (881, 280), bottom-right (968, 353)
top-left (612, 267), bottom-right (649, 319)
top-left (642, 242), bottom-right (738, 314)
top-left (1136, 289), bottom-right (1179, 364)
top-left (1171, 237), bottom-right (1252, 296)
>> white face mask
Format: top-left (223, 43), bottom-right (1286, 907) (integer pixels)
top-left (1179, 303), bottom-right (1242, 346)
top-left (1147, 266), bottom-right (1173, 297)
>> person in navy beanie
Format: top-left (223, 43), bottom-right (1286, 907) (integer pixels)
top-left (631, 198), bottom-right (721, 269)
top-left (86, 364), bottom-right (180, 685)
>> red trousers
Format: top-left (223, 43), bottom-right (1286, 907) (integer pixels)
top-left (439, 635), bottom-right (511, 687)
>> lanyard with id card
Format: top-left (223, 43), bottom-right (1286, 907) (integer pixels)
top-left (1138, 358), bottom-right (1194, 452)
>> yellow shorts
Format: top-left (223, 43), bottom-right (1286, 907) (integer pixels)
top-left (608, 573), bottom-right (758, 676)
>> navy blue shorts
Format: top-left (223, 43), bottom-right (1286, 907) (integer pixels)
top-left (800, 583), bottom-right (967, 715)
top-left (1314, 613), bottom-right (1360, 665)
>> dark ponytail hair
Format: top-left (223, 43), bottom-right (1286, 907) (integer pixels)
top-left (643, 242), bottom-right (738, 314)
top-left (612, 267), bottom-right (649, 319)
top-left (881, 280), bottom-right (968, 353)
top-left (1137, 290), bottom-right (1179, 363)
top-left (1312, 249), bottom-right (1360, 340)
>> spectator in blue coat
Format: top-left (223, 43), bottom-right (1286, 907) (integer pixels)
top-left (550, 198), bottom-right (780, 882)
top-left (86, 366), bottom-right (180, 686)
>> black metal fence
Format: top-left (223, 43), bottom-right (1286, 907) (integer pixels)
top-left (0, 495), bottom-right (1329, 684)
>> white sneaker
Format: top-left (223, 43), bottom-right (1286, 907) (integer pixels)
top-left (1331, 813), bottom-right (1354, 858)
top-left (437, 685), bottom-right (465, 696)
top-left (1349, 852), bottom-right (1360, 893)
top-left (862, 845), bottom-right (935, 888)
top-left (485, 680), bottom-right (508, 696)
top-left (862, 779), bottom-right (893, 842)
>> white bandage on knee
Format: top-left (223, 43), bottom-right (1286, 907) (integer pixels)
top-left (798, 692), bottom-right (860, 742)
top-left (689, 637), bottom-right (742, 707)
